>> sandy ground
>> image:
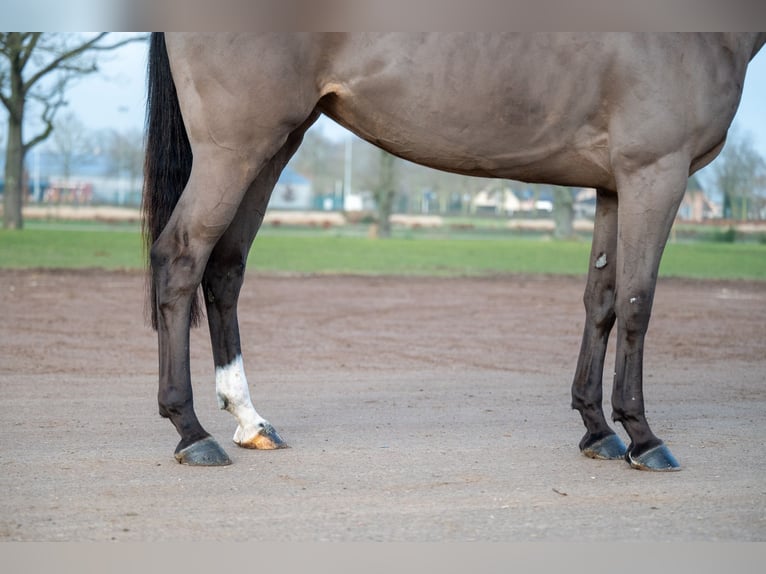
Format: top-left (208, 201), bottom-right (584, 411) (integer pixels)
top-left (0, 269), bottom-right (764, 541)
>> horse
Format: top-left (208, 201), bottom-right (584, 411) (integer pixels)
top-left (143, 32), bottom-right (765, 470)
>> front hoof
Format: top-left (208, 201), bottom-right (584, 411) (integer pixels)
top-left (174, 437), bottom-right (232, 466)
top-left (581, 434), bottom-right (628, 460)
top-left (627, 444), bottom-right (680, 471)
top-left (234, 423), bottom-right (288, 450)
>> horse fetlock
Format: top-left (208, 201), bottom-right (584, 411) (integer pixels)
top-left (570, 394), bottom-right (601, 414)
top-left (158, 394), bottom-right (192, 418)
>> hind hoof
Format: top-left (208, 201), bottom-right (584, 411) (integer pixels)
top-left (581, 434), bottom-right (628, 460)
top-left (235, 423), bottom-right (288, 450)
top-left (627, 444), bottom-right (680, 471)
top-left (174, 437), bottom-right (232, 466)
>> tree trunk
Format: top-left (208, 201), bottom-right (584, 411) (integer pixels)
top-left (3, 116), bottom-right (25, 229)
top-left (723, 193), bottom-right (732, 219)
top-left (375, 150), bottom-right (396, 238)
top-left (552, 186), bottom-right (575, 239)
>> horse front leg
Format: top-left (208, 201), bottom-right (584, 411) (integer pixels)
top-left (610, 156), bottom-right (688, 471)
top-left (571, 188), bottom-right (626, 460)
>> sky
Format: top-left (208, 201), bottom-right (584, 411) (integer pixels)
top-left (62, 34), bottom-right (766, 167)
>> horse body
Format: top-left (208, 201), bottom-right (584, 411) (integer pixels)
top-left (169, 33), bottom-right (755, 185)
top-left (145, 32), bottom-right (765, 468)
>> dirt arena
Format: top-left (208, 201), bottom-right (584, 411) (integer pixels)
top-left (1, 269), bottom-right (764, 541)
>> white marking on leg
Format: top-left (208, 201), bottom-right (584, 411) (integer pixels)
top-left (215, 355), bottom-right (269, 445)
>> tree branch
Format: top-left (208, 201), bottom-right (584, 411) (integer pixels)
top-left (83, 34), bottom-right (149, 52)
top-left (0, 66), bottom-right (10, 110)
top-left (24, 91), bottom-right (63, 152)
top-left (18, 33), bottom-right (42, 70)
top-left (23, 33), bottom-right (148, 94)
top-left (23, 33), bottom-right (108, 92)
top-left (25, 121), bottom-right (54, 153)
top-left (57, 62), bottom-right (99, 75)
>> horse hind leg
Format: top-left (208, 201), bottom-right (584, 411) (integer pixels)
top-left (571, 188), bottom-right (626, 460)
top-left (152, 139), bottom-right (297, 465)
top-left (205, 245), bottom-right (286, 450)
top-left (203, 114), bottom-right (318, 452)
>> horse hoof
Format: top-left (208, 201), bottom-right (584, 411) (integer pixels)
top-left (235, 423), bottom-right (288, 450)
top-left (627, 444), bottom-right (680, 471)
top-left (174, 437), bottom-right (232, 466)
top-left (581, 434), bottom-right (628, 460)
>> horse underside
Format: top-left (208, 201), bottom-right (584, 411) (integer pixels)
top-left (144, 32), bottom-right (764, 469)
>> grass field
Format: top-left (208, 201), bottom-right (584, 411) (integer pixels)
top-left (1, 224), bottom-right (765, 280)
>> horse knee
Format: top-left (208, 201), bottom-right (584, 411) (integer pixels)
top-left (583, 286), bottom-right (616, 331)
top-left (615, 290), bottom-right (653, 340)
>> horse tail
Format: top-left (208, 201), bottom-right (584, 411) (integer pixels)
top-left (142, 32), bottom-right (202, 330)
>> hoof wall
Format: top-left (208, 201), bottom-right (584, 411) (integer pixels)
top-left (581, 434), bottom-right (628, 460)
top-left (627, 444), bottom-right (680, 471)
top-left (235, 423), bottom-right (288, 450)
top-left (175, 437), bottom-right (232, 466)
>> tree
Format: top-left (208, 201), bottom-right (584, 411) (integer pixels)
top-left (373, 149), bottom-right (398, 237)
top-left (709, 127), bottom-right (766, 220)
top-left (104, 127), bottom-right (145, 193)
top-left (290, 128), bottom-right (345, 199)
top-left (51, 112), bottom-right (90, 184)
top-left (551, 186), bottom-right (577, 239)
top-left (0, 33), bottom-right (146, 229)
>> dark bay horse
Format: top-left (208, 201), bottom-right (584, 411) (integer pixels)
top-left (143, 33), bottom-right (765, 470)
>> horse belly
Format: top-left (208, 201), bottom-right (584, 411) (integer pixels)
top-left (322, 103), bottom-right (612, 187)
top-left (317, 33), bottom-right (614, 187)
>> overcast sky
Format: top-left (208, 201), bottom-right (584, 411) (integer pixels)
top-left (64, 35), bottom-right (766, 165)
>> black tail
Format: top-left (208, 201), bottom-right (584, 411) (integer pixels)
top-left (142, 32), bottom-right (202, 330)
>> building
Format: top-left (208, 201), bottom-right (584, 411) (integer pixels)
top-left (268, 166), bottom-right (314, 210)
top-left (2, 150), bottom-right (314, 211)
top-left (678, 175), bottom-right (721, 221)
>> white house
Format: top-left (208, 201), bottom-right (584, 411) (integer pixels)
top-left (269, 167), bottom-right (313, 210)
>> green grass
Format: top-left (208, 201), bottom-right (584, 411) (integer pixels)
top-left (1, 226), bottom-right (765, 280)
top-left (247, 235), bottom-right (592, 276)
top-left (0, 228), bottom-right (145, 270)
top-left (659, 242), bottom-right (766, 280)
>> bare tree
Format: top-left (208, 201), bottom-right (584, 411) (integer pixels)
top-left (710, 127), bottom-right (766, 220)
top-left (551, 186), bottom-right (577, 239)
top-left (290, 127), bottom-right (345, 198)
top-left (373, 149), bottom-right (398, 237)
top-left (0, 33), bottom-right (146, 229)
top-left (51, 112), bottom-right (90, 184)
top-left (105, 127), bottom-right (145, 192)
